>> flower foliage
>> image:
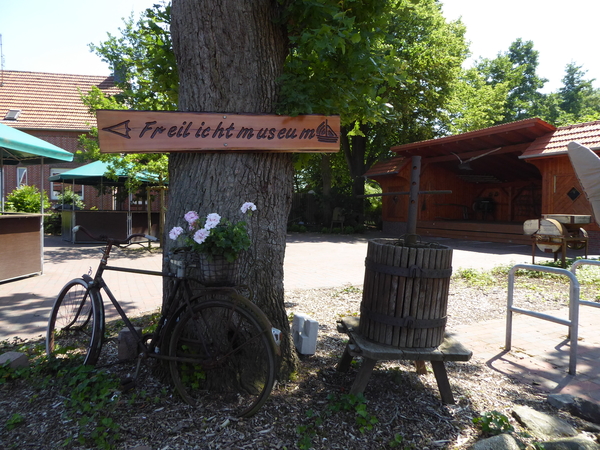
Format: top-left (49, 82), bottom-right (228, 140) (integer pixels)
top-left (169, 202), bottom-right (257, 262)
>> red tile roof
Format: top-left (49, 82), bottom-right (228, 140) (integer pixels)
top-left (521, 120), bottom-right (600, 159)
top-left (0, 70), bottom-right (118, 131)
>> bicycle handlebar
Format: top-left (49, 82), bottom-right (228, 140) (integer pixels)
top-left (73, 225), bottom-right (158, 245)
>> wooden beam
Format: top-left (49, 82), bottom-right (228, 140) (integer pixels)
top-left (423, 143), bottom-right (530, 164)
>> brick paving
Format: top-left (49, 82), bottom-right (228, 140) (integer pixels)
top-left (1, 232), bottom-right (598, 402)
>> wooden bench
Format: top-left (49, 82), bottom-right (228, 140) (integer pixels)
top-left (336, 317), bottom-right (472, 404)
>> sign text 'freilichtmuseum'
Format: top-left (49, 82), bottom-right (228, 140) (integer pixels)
top-left (97, 110), bottom-right (340, 154)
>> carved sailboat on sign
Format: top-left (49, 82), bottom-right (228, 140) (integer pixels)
top-left (567, 141), bottom-right (600, 224)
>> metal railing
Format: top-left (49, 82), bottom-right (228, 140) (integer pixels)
top-left (505, 264), bottom-right (580, 375)
top-left (571, 259), bottom-right (600, 310)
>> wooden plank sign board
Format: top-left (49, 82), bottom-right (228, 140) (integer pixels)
top-left (97, 110), bottom-right (340, 154)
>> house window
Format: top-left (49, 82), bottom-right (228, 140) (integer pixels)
top-left (17, 167), bottom-right (27, 186)
top-left (50, 169), bottom-right (84, 201)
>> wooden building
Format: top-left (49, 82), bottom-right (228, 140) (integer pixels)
top-left (366, 118), bottom-right (600, 251)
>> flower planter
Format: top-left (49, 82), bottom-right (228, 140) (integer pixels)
top-left (359, 238), bottom-right (452, 348)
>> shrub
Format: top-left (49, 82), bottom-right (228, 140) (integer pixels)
top-left (55, 187), bottom-right (85, 210)
top-left (5, 185), bottom-right (50, 213)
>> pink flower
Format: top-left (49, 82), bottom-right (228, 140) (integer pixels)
top-left (205, 213), bottom-right (221, 230)
top-left (184, 211), bottom-right (199, 226)
top-left (193, 228), bottom-right (210, 245)
top-left (169, 226), bottom-right (184, 240)
top-left (241, 202), bottom-right (257, 214)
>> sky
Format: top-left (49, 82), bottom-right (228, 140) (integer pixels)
top-left (441, 0), bottom-right (600, 93)
top-left (0, 0), bottom-right (598, 94)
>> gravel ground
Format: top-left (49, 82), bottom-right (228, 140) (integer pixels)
top-left (0, 270), bottom-right (596, 450)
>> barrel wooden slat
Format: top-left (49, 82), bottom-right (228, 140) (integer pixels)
top-left (359, 241), bottom-right (376, 338)
top-left (391, 247), bottom-right (410, 347)
top-left (377, 243), bottom-right (393, 344)
top-left (437, 249), bottom-right (452, 345)
top-left (384, 245), bottom-right (402, 345)
top-left (371, 241), bottom-right (386, 341)
top-left (369, 245), bottom-right (385, 342)
top-left (398, 246), bottom-right (417, 347)
top-left (417, 247), bottom-right (433, 347)
top-left (431, 249), bottom-right (449, 346)
top-left (426, 248), bottom-right (444, 347)
top-left (406, 247), bottom-right (425, 346)
top-left (365, 241), bottom-right (377, 340)
top-left (422, 247), bottom-right (438, 347)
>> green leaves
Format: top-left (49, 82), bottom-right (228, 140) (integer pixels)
top-left (473, 410), bottom-right (514, 436)
top-left (5, 185), bottom-right (50, 213)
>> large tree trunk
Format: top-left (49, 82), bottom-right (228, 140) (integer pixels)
top-left (340, 124), bottom-right (369, 223)
top-left (169, 0), bottom-right (298, 377)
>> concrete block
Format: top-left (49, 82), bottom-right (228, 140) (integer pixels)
top-left (292, 313), bottom-right (318, 355)
top-left (118, 327), bottom-right (142, 361)
top-left (0, 351), bottom-right (29, 369)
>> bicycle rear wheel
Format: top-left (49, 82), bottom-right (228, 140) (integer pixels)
top-left (169, 292), bottom-right (277, 417)
top-left (46, 279), bottom-right (103, 365)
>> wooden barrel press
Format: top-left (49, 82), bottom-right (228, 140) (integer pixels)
top-left (359, 238), bottom-right (452, 348)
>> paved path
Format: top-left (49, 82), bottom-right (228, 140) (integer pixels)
top-left (1, 232), bottom-right (599, 402)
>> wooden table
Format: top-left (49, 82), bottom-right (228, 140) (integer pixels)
top-left (336, 317), bottom-right (472, 404)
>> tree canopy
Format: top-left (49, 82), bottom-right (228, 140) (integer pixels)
top-left (83, 3), bottom-right (600, 224)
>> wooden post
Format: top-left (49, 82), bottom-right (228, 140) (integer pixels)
top-left (359, 155), bottom-right (450, 240)
top-left (406, 156), bottom-right (421, 246)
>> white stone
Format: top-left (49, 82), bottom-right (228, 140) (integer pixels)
top-left (292, 313), bottom-right (318, 355)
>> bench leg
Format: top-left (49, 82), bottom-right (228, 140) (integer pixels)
top-left (349, 357), bottom-right (377, 395)
top-left (431, 361), bottom-right (455, 404)
top-left (414, 360), bottom-right (427, 375)
top-left (337, 345), bottom-right (354, 373)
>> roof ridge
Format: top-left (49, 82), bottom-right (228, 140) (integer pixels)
top-left (1, 69), bottom-right (113, 79)
top-left (556, 119), bottom-right (600, 131)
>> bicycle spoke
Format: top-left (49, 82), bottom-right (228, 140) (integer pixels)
top-left (47, 280), bottom-right (102, 365)
top-left (169, 295), bottom-right (276, 417)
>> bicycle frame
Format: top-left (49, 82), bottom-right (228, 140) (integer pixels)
top-left (84, 232), bottom-right (249, 362)
top-left (85, 235), bottom-right (194, 360)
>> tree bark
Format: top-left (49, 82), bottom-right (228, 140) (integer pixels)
top-left (169, 0), bottom-right (298, 377)
top-left (340, 124), bottom-right (370, 222)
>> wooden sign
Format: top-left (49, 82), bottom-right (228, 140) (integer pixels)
top-left (97, 110), bottom-right (340, 153)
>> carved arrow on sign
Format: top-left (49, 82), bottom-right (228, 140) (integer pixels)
top-left (102, 120), bottom-right (132, 139)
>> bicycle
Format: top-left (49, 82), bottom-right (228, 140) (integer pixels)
top-left (46, 226), bottom-right (280, 417)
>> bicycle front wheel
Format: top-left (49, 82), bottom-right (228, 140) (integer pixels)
top-left (169, 293), bottom-right (277, 417)
top-left (46, 279), bottom-right (103, 365)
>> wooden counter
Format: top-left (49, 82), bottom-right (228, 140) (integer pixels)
top-left (0, 213), bottom-right (43, 282)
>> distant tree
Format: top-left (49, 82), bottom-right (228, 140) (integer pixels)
top-left (504, 39), bottom-right (547, 121)
top-left (537, 63), bottom-right (600, 126)
top-left (444, 39), bottom-right (555, 133)
top-left (443, 66), bottom-right (510, 133)
top-left (558, 63), bottom-right (600, 119)
top-left (89, 1), bottom-right (177, 111)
